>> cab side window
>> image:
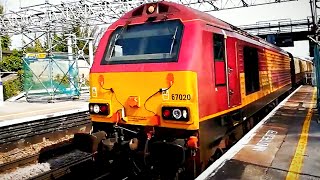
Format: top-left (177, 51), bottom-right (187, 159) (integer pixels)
top-left (214, 34), bottom-right (225, 62)
top-left (214, 34), bottom-right (226, 85)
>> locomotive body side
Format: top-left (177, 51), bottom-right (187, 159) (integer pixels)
top-left (197, 26), bottom-right (291, 124)
top-left (198, 26), bottom-right (292, 166)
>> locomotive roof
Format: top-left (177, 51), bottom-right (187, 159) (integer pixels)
top-left (120, 1), bottom-right (233, 30)
top-left (116, 1), bottom-right (287, 54)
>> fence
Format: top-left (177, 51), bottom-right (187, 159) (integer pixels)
top-left (23, 53), bottom-right (81, 102)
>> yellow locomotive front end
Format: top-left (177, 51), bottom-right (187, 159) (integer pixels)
top-left (89, 71), bottom-right (199, 130)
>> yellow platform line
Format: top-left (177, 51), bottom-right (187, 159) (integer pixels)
top-left (286, 88), bottom-right (316, 180)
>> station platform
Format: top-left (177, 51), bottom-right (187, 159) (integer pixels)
top-left (197, 85), bottom-right (320, 180)
top-left (0, 100), bottom-right (88, 127)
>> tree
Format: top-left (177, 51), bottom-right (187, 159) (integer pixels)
top-left (73, 25), bottom-right (89, 54)
top-left (72, 25), bottom-right (98, 54)
top-left (0, 4), bottom-right (11, 51)
top-left (34, 39), bottom-right (44, 53)
top-left (49, 25), bottom-right (97, 57)
top-left (0, 49), bottom-right (23, 72)
top-left (52, 33), bottom-right (67, 52)
top-left (1, 36), bottom-right (11, 51)
top-left (0, 49), bottom-right (24, 100)
top-left (23, 34), bottom-right (45, 53)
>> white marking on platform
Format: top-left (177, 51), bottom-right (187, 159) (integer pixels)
top-left (195, 85), bottom-right (302, 180)
top-left (252, 130), bottom-right (278, 152)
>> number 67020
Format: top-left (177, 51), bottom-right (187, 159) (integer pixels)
top-left (171, 94), bottom-right (191, 100)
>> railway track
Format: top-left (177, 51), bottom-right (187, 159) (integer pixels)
top-left (0, 139), bottom-right (72, 172)
top-left (0, 153), bottom-right (39, 173)
top-left (30, 152), bottom-right (93, 180)
top-left (0, 138), bottom-right (95, 180)
top-left (0, 111), bottom-right (92, 179)
top-left (0, 111), bottom-right (91, 152)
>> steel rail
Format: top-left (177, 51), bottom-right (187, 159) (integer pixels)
top-left (0, 111), bottom-right (90, 149)
top-left (0, 153), bottom-right (39, 173)
top-left (30, 154), bottom-right (94, 180)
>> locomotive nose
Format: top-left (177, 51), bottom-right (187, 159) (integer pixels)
top-left (89, 71), bottom-right (199, 130)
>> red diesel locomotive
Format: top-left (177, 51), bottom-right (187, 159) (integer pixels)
top-left (88, 1), bottom-right (304, 179)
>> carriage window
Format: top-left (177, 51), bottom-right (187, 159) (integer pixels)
top-left (214, 34), bottom-right (225, 61)
top-left (243, 46), bottom-right (260, 95)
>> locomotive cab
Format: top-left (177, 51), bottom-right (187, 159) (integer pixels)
top-left (90, 21), bottom-right (199, 128)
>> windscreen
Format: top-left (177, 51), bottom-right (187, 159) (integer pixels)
top-left (101, 20), bottom-right (184, 65)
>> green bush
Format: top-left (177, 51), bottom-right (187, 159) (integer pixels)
top-left (0, 49), bottom-right (23, 72)
top-left (3, 78), bottom-right (23, 100)
top-left (0, 49), bottom-right (23, 100)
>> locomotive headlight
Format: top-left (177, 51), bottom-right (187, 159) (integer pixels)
top-left (162, 107), bottom-right (189, 121)
top-left (89, 103), bottom-right (109, 115)
top-left (89, 104), bottom-right (94, 112)
top-left (93, 104), bottom-right (100, 113)
top-left (182, 110), bottom-right (188, 118)
top-left (172, 109), bottom-right (182, 119)
top-left (148, 5), bottom-right (155, 14)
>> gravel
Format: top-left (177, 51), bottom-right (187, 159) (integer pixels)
top-left (0, 148), bottom-right (91, 180)
top-left (0, 135), bottom-right (74, 165)
top-left (47, 149), bottom-right (91, 169)
top-left (0, 163), bottom-right (51, 180)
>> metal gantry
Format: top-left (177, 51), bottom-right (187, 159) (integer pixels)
top-left (178, 0), bottom-right (297, 12)
top-left (0, 0), bottom-right (155, 36)
top-left (239, 18), bottom-right (314, 35)
top-left (0, 0), bottom-right (299, 36)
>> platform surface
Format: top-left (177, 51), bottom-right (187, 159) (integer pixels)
top-left (0, 100), bottom-right (88, 127)
top-left (197, 85), bottom-right (320, 180)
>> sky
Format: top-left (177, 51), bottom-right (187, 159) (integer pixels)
top-left (0, 0), bottom-right (314, 57)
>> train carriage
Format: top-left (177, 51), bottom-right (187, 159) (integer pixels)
top-left (88, 1), bottom-right (304, 179)
top-left (293, 57), bottom-right (314, 85)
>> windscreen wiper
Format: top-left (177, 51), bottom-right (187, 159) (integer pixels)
top-left (169, 26), bottom-right (178, 55)
top-left (109, 22), bottom-right (130, 60)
